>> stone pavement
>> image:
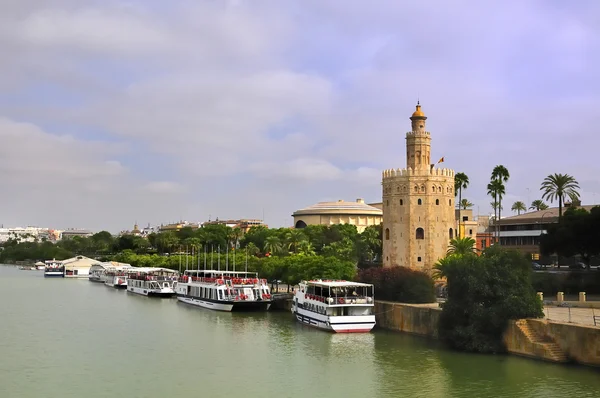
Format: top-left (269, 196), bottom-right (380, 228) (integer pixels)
top-left (544, 306), bottom-right (600, 327)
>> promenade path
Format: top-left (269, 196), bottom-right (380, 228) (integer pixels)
top-left (544, 306), bottom-right (600, 327)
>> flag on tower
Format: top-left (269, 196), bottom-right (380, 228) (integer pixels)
top-left (437, 157), bottom-right (445, 164)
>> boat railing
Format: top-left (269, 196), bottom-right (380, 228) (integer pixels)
top-left (302, 293), bottom-right (373, 305)
top-left (128, 275), bottom-right (178, 281)
top-left (178, 276), bottom-right (267, 285)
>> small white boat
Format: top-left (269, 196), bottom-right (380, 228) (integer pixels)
top-left (104, 265), bottom-right (132, 289)
top-left (126, 268), bottom-right (178, 297)
top-left (35, 261), bottom-right (45, 270)
top-left (291, 279), bottom-right (376, 333)
top-left (44, 259), bottom-right (64, 278)
top-left (88, 263), bottom-right (107, 283)
top-left (175, 270), bottom-right (272, 312)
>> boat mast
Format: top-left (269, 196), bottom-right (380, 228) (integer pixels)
top-left (185, 245), bottom-right (189, 271)
top-left (211, 244), bottom-right (214, 270)
top-left (233, 243), bottom-right (236, 272)
top-left (204, 245), bottom-right (207, 269)
top-left (179, 245), bottom-right (182, 273)
top-left (226, 244), bottom-right (229, 272)
top-left (218, 245), bottom-right (221, 271)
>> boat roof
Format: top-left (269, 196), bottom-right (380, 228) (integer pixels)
top-left (130, 267), bottom-right (178, 274)
top-left (184, 270), bottom-right (256, 274)
top-left (302, 279), bottom-right (373, 288)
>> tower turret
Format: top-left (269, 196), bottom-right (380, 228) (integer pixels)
top-left (406, 102), bottom-right (431, 171)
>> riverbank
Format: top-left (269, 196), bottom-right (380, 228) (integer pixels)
top-left (372, 301), bottom-right (600, 368)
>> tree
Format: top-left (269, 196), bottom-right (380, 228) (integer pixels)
top-left (491, 165), bottom-right (510, 242)
top-left (285, 229), bottom-right (306, 253)
top-left (454, 172), bottom-right (469, 210)
top-left (460, 199), bottom-right (474, 210)
top-left (447, 237), bottom-right (476, 256)
top-left (264, 236), bottom-right (281, 256)
top-left (540, 206), bottom-right (600, 269)
top-left (541, 173), bottom-right (580, 219)
top-left (487, 180), bottom-right (505, 242)
top-left (438, 246), bottom-right (543, 353)
top-left (530, 200), bottom-right (549, 211)
top-left (511, 201), bottom-right (526, 215)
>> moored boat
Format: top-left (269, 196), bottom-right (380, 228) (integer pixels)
top-left (291, 279), bottom-right (376, 333)
top-left (126, 268), bottom-right (178, 297)
top-left (104, 265), bottom-right (133, 289)
top-left (44, 259), bottom-right (64, 278)
top-left (88, 263), bottom-right (107, 283)
top-left (175, 270), bottom-right (272, 312)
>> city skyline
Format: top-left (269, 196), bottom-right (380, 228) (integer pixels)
top-left (2, 1), bottom-right (600, 232)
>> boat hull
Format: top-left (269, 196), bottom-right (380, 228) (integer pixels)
top-left (44, 272), bottom-right (64, 278)
top-left (89, 277), bottom-right (104, 283)
top-left (292, 308), bottom-right (375, 333)
top-left (127, 285), bottom-right (175, 298)
top-left (177, 296), bottom-right (271, 312)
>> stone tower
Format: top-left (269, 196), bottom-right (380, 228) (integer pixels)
top-left (381, 103), bottom-right (455, 272)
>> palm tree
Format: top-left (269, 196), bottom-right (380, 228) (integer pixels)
top-left (454, 172), bottom-right (469, 209)
top-left (530, 199), bottom-right (549, 211)
top-left (285, 229), bottom-right (306, 253)
top-left (487, 179), bottom-right (505, 243)
top-left (511, 201), bottom-right (526, 215)
top-left (460, 199), bottom-right (474, 210)
top-left (490, 165), bottom-right (510, 241)
top-left (298, 240), bottom-right (315, 256)
top-left (540, 173), bottom-right (580, 218)
top-left (447, 237), bottom-right (476, 256)
top-left (263, 236), bottom-right (281, 255)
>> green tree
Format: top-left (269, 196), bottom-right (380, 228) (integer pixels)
top-left (446, 237), bottom-right (476, 256)
top-left (285, 229), bottom-right (306, 253)
top-left (530, 199), bottom-right (549, 211)
top-left (454, 172), bottom-right (469, 210)
top-left (490, 165), bottom-right (510, 241)
top-left (511, 201), bottom-right (526, 215)
top-left (541, 173), bottom-right (580, 219)
top-left (460, 199), bottom-right (474, 210)
top-left (264, 236), bottom-right (281, 255)
top-left (438, 246), bottom-right (543, 353)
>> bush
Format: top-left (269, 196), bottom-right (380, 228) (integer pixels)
top-left (357, 266), bottom-right (436, 304)
top-left (438, 247), bottom-right (543, 353)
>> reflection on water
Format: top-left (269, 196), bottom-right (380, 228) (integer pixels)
top-left (1, 265), bottom-right (600, 398)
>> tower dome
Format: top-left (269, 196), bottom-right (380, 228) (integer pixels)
top-left (410, 101), bottom-right (426, 119)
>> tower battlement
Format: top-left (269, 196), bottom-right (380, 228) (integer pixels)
top-left (382, 167), bottom-right (455, 179)
top-left (405, 131), bottom-right (431, 138)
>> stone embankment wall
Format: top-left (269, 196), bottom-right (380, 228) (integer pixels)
top-left (373, 301), bottom-right (600, 368)
top-left (374, 300), bottom-right (441, 338)
top-left (504, 319), bottom-right (600, 367)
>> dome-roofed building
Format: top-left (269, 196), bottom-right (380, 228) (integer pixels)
top-left (292, 198), bottom-right (382, 232)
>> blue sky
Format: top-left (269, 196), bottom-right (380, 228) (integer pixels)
top-left (1, 0), bottom-right (600, 232)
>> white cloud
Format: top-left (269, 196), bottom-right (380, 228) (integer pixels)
top-left (2, 0), bottom-right (600, 231)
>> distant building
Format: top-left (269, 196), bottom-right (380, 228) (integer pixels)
top-left (0, 226), bottom-right (53, 243)
top-left (475, 216), bottom-right (494, 253)
top-left (159, 221), bottom-right (200, 233)
top-left (292, 198), bottom-right (382, 233)
top-left (201, 219), bottom-right (266, 233)
top-left (455, 208), bottom-right (478, 241)
top-left (494, 204), bottom-right (596, 258)
top-left (60, 229), bottom-right (93, 240)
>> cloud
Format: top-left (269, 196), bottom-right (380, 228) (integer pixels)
top-left (2, 0), bottom-right (600, 231)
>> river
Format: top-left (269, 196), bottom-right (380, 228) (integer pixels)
top-left (0, 265), bottom-right (598, 398)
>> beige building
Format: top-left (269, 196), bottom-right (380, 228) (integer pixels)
top-left (381, 103), bottom-right (455, 271)
top-left (292, 199), bottom-right (382, 233)
top-left (455, 209), bottom-right (478, 241)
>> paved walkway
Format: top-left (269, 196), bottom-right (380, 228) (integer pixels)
top-left (544, 306), bottom-right (600, 327)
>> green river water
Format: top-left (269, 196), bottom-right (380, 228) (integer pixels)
top-left (0, 265), bottom-right (599, 398)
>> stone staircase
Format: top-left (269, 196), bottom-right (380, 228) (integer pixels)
top-left (515, 320), bottom-right (568, 363)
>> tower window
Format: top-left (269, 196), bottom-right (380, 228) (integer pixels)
top-left (449, 199), bottom-right (451, 206)
top-left (436, 199), bottom-right (439, 205)
top-left (385, 228), bottom-right (390, 240)
top-left (414, 186), bottom-right (418, 193)
top-left (432, 185), bottom-right (436, 193)
top-left (400, 199), bottom-right (403, 205)
top-left (449, 228), bottom-right (454, 239)
top-left (418, 199), bottom-right (422, 205)
top-left (386, 200), bottom-right (389, 206)
top-left (416, 228), bottom-right (424, 240)
top-left (417, 256), bottom-right (422, 262)
top-left (469, 229), bottom-right (473, 235)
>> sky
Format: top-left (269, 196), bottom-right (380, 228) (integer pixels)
top-left (1, 0), bottom-right (600, 233)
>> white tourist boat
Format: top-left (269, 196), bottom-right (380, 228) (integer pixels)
top-left (44, 259), bottom-right (64, 278)
top-left (291, 280), bottom-right (376, 333)
top-left (126, 268), bottom-right (178, 297)
top-left (175, 270), bottom-right (273, 312)
top-left (88, 263), bottom-right (107, 283)
top-left (104, 265), bottom-right (133, 289)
